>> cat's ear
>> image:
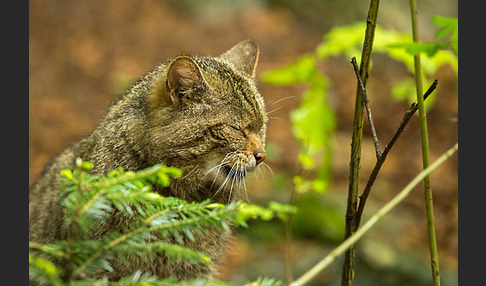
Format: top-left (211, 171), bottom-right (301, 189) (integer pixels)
top-left (220, 39), bottom-right (259, 78)
top-left (165, 56), bottom-right (204, 103)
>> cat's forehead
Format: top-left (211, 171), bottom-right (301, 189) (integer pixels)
top-left (197, 57), bottom-right (264, 101)
top-left (181, 56), bottom-right (266, 129)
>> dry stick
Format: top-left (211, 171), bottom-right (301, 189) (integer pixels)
top-left (355, 79), bottom-right (438, 228)
top-left (342, 1), bottom-right (380, 285)
top-left (289, 142), bottom-right (457, 286)
top-left (351, 57), bottom-right (381, 160)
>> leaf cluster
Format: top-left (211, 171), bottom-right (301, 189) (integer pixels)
top-left (261, 55), bottom-right (335, 196)
top-left (29, 159), bottom-right (288, 285)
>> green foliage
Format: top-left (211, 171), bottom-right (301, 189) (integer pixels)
top-left (29, 159), bottom-right (288, 285)
top-left (315, 17), bottom-right (458, 108)
top-left (237, 201), bottom-right (298, 225)
top-left (261, 16), bottom-right (458, 198)
top-left (261, 55), bottom-right (317, 85)
top-left (432, 15), bottom-right (458, 54)
top-left (387, 41), bottom-right (450, 57)
top-left (261, 55), bottom-right (335, 197)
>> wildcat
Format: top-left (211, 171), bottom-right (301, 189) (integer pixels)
top-left (29, 39), bottom-right (267, 281)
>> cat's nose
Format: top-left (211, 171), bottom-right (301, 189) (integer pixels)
top-left (254, 151), bottom-right (266, 165)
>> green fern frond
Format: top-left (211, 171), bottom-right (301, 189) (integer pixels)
top-left (30, 160), bottom-right (289, 284)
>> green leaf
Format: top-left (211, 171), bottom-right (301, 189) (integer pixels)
top-left (290, 77), bottom-right (335, 156)
top-left (298, 152), bottom-right (315, 169)
top-left (60, 169), bottom-right (73, 180)
top-left (268, 201), bottom-right (298, 222)
top-left (391, 78), bottom-right (416, 103)
top-left (260, 55), bottom-right (317, 85)
top-left (451, 25), bottom-right (458, 54)
top-left (315, 22), bottom-right (366, 60)
top-left (81, 161), bottom-right (94, 171)
top-left (311, 179), bottom-right (328, 193)
top-left (432, 15), bottom-right (458, 54)
top-left (293, 176), bottom-right (311, 194)
top-left (387, 41), bottom-right (449, 57)
top-left (237, 203), bottom-right (274, 223)
top-left (432, 15), bottom-right (458, 39)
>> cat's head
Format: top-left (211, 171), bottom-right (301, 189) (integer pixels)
top-left (147, 40), bottom-right (267, 203)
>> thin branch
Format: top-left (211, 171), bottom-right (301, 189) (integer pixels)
top-left (354, 79), bottom-right (438, 228)
top-left (341, 1), bottom-right (380, 285)
top-left (351, 57), bottom-right (381, 160)
top-left (290, 142), bottom-right (457, 286)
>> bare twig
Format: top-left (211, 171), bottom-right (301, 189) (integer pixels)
top-left (354, 79), bottom-right (438, 228)
top-left (290, 142), bottom-right (457, 286)
top-left (351, 57), bottom-right (381, 160)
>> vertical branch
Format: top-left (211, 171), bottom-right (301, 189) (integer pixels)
top-left (408, 0), bottom-right (441, 285)
top-left (341, 1), bottom-right (380, 285)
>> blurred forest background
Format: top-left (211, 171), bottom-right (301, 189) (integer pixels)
top-left (29, 0), bottom-right (458, 285)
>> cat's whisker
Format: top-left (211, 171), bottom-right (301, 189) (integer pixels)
top-left (221, 151), bottom-right (236, 163)
top-left (252, 166), bottom-right (263, 181)
top-left (203, 152), bottom-right (236, 179)
top-left (227, 168), bottom-right (238, 204)
top-left (266, 106), bottom-right (284, 116)
top-left (260, 162), bottom-right (275, 180)
top-left (267, 116), bottom-right (283, 122)
top-left (207, 152), bottom-right (237, 192)
top-left (228, 160), bottom-right (241, 203)
top-left (268, 95), bottom-right (296, 106)
top-left (206, 162), bottom-right (229, 193)
top-left (214, 161), bottom-right (237, 199)
top-left (240, 161), bottom-right (250, 204)
top-left (203, 162), bottom-right (225, 180)
top-left (181, 164), bottom-right (199, 179)
top-left (229, 158), bottom-right (246, 204)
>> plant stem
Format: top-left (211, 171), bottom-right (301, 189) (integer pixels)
top-left (290, 143), bottom-right (457, 286)
top-left (341, 1), bottom-right (380, 285)
top-left (409, 0), bottom-right (441, 284)
top-left (284, 188), bottom-right (298, 284)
